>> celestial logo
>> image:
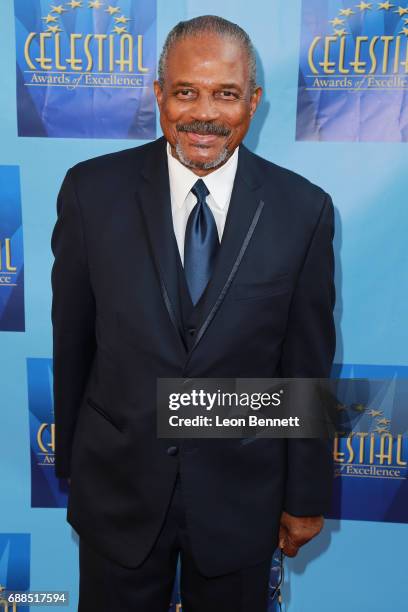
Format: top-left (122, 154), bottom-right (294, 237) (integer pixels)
top-left (14, 0), bottom-right (156, 138)
top-left (0, 166), bottom-right (25, 332)
top-left (329, 364), bottom-right (408, 523)
top-left (297, 1), bottom-right (408, 140)
top-left (27, 358), bottom-right (69, 508)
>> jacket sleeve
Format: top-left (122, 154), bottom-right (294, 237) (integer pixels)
top-left (51, 168), bottom-right (96, 478)
top-left (280, 192), bottom-right (336, 516)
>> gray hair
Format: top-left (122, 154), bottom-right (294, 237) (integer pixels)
top-left (157, 15), bottom-right (257, 92)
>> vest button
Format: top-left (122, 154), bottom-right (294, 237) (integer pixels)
top-left (167, 446), bottom-right (179, 456)
top-left (188, 327), bottom-right (196, 335)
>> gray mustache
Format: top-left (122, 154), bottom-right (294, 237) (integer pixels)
top-left (176, 121), bottom-right (231, 137)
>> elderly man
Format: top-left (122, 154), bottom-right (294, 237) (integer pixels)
top-left (51, 14), bottom-right (335, 612)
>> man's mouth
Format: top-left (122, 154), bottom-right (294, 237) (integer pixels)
top-left (184, 132), bottom-right (222, 145)
top-left (176, 121), bottom-right (231, 145)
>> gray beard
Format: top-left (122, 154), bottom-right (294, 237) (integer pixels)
top-left (175, 141), bottom-right (229, 171)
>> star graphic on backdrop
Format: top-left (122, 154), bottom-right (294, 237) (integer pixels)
top-left (335, 28), bottom-right (348, 36)
top-left (42, 13), bottom-right (58, 23)
top-left (352, 403), bottom-right (366, 412)
top-left (374, 426), bottom-right (389, 434)
top-left (330, 17), bottom-right (345, 26)
top-left (378, 1), bottom-right (394, 8)
top-left (405, 17), bottom-right (408, 23)
top-left (356, 1), bottom-right (372, 9)
top-left (47, 24), bottom-right (62, 32)
top-left (105, 4), bottom-right (120, 14)
top-left (400, 26), bottom-right (408, 34)
top-left (112, 25), bottom-right (127, 34)
top-left (66, 0), bottom-right (82, 7)
top-left (51, 4), bottom-right (67, 13)
top-left (395, 5), bottom-right (408, 15)
top-left (115, 15), bottom-right (130, 23)
top-left (367, 409), bottom-right (383, 417)
top-left (336, 403), bottom-right (347, 411)
top-left (89, 0), bottom-right (103, 8)
top-left (340, 8), bottom-right (355, 15)
top-left (377, 417), bottom-right (391, 425)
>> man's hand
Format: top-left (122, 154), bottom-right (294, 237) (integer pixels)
top-left (278, 511), bottom-right (324, 557)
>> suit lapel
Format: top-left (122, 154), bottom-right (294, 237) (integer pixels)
top-left (137, 138), bottom-right (187, 354)
top-left (136, 138), bottom-right (265, 361)
top-left (187, 145), bottom-right (265, 357)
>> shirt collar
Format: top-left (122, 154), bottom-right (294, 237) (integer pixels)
top-left (166, 141), bottom-right (239, 211)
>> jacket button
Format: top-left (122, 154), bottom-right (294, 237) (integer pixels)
top-left (167, 446), bottom-right (179, 456)
top-left (188, 327), bottom-right (196, 335)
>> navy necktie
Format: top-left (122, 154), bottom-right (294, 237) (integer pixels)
top-left (184, 179), bottom-right (220, 305)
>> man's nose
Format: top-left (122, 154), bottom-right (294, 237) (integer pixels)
top-left (190, 93), bottom-right (220, 121)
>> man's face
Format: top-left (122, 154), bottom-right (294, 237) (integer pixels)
top-left (154, 33), bottom-right (262, 176)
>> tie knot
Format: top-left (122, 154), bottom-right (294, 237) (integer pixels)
top-left (191, 179), bottom-right (209, 202)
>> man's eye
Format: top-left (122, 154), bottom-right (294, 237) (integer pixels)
top-left (176, 90), bottom-right (194, 97)
top-left (218, 91), bottom-right (237, 99)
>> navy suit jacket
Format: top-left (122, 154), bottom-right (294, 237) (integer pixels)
top-left (51, 136), bottom-right (335, 576)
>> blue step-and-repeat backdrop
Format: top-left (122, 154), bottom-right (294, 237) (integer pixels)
top-left (0, 1), bottom-right (407, 610)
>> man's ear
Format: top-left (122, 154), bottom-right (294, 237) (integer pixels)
top-left (249, 86), bottom-right (262, 119)
top-left (154, 80), bottom-right (163, 109)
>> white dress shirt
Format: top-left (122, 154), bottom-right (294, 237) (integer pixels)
top-left (166, 141), bottom-right (239, 266)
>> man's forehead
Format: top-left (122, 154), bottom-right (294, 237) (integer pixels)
top-left (165, 34), bottom-right (248, 80)
top-left (167, 34), bottom-right (246, 65)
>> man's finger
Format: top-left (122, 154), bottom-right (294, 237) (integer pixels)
top-left (278, 524), bottom-right (287, 550)
top-left (279, 524), bottom-right (299, 557)
top-left (281, 535), bottom-right (299, 557)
